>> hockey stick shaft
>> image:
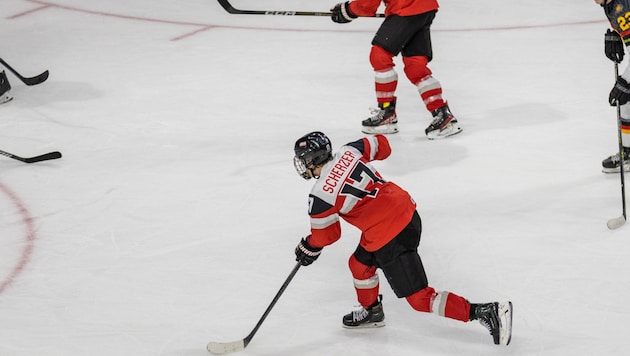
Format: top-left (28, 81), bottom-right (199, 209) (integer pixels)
top-left (207, 262), bottom-right (302, 354)
top-left (0, 57), bottom-right (49, 86)
top-left (608, 62), bottom-right (626, 230)
top-left (217, 0), bottom-right (385, 17)
top-left (0, 150), bottom-right (62, 163)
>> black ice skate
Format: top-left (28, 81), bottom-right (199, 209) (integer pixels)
top-left (361, 99), bottom-right (398, 135)
top-left (470, 301), bottom-right (512, 346)
top-left (342, 295), bottom-right (386, 329)
top-left (602, 147), bottom-right (630, 173)
top-left (0, 70), bottom-right (13, 104)
top-left (425, 103), bottom-right (462, 139)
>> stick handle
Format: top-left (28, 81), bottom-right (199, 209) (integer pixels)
top-left (614, 63), bottom-right (627, 220)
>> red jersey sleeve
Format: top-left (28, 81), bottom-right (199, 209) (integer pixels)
top-left (348, 134), bottom-right (391, 162)
top-left (348, 0), bottom-right (439, 17)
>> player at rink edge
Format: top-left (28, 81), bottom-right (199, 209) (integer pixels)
top-left (292, 131), bottom-right (512, 345)
top-left (598, 0), bottom-right (630, 173)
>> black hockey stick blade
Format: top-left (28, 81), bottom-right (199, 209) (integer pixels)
top-left (0, 150), bottom-right (62, 163)
top-left (217, 0), bottom-right (384, 17)
top-left (607, 215), bottom-right (626, 230)
top-left (0, 57), bottom-right (49, 86)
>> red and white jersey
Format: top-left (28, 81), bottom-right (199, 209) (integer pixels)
top-left (349, 0), bottom-right (439, 17)
top-left (306, 135), bottom-right (416, 252)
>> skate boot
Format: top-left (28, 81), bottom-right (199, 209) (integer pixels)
top-left (361, 99), bottom-right (398, 134)
top-left (602, 147), bottom-right (630, 173)
top-left (470, 301), bottom-right (512, 345)
top-left (342, 295), bottom-right (385, 328)
top-left (0, 70), bottom-right (13, 104)
top-left (425, 103), bottom-right (462, 139)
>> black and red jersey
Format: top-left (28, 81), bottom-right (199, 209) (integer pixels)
top-left (603, 0), bottom-right (630, 45)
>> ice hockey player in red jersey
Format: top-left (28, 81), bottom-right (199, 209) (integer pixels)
top-left (292, 131), bottom-right (512, 345)
top-left (329, 0), bottom-right (461, 139)
top-left (0, 69), bottom-right (12, 104)
top-left (598, 0), bottom-right (630, 172)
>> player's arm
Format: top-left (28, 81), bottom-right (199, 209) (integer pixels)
top-left (347, 0), bottom-right (382, 17)
top-left (346, 134), bottom-right (392, 162)
top-left (306, 194), bottom-right (342, 248)
top-left (295, 194), bottom-right (341, 266)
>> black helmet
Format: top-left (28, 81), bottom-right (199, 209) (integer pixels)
top-left (293, 131), bottom-right (332, 179)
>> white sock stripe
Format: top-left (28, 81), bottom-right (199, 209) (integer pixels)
top-left (376, 91), bottom-right (396, 99)
top-left (353, 274), bottom-right (379, 289)
top-left (423, 94), bottom-right (443, 105)
top-left (431, 291), bottom-right (449, 316)
top-left (375, 70), bottom-right (397, 84)
top-left (416, 75), bottom-right (441, 93)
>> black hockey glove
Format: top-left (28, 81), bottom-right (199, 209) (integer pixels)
top-left (295, 236), bottom-right (322, 266)
top-left (609, 76), bottom-right (630, 106)
top-left (331, 2), bottom-right (357, 24)
top-left (605, 29), bottom-right (625, 63)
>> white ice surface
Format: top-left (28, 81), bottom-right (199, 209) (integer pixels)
top-left (1, 1), bottom-right (629, 355)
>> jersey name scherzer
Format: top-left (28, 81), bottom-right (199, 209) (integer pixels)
top-left (307, 135), bottom-right (416, 252)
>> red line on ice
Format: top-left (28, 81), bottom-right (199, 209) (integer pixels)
top-left (0, 182), bottom-right (36, 294)
top-left (9, 0), bottom-right (607, 41)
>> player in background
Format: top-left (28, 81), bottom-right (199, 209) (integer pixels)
top-left (598, 0), bottom-right (630, 172)
top-left (292, 131), bottom-right (512, 345)
top-left (0, 69), bottom-right (12, 104)
top-left (329, 0), bottom-right (461, 139)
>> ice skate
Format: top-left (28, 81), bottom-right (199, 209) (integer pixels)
top-left (342, 295), bottom-right (386, 329)
top-left (0, 70), bottom-right (12, 104)
top-left (425, 103), bottom-right (462, 139)
top-left (602, 147), bottom-right (630, 173)
top-left (361, 99), bottom-right (398, 134)
top-left (470, 301), bottom-right (512, 345)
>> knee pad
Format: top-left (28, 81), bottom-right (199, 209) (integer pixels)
top-left (349, 254), bottom-right (379, 307)
top-left (406, 286), bottom-right (436, 312)
top-left (349, 254), bottom-right (377, 280)
top-left (370, 45), bottom-right (395, 71)
top-left (402, 56), bottom-right (431, 84)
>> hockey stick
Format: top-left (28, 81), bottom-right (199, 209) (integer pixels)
top-left (217, 0), bottom-right (385, 17)
top-left (207, 262), bottom-right (302, 354)
top-left (0, 57), bottom-right (49, 86)
top-left (0, 150), bottom-right (62, 163)
top-left (607, 62), bottom-right (627, 230)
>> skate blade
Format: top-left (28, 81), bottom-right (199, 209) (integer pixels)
top-left (342, 320), bottom-right (386, 329)
top-left (361, 124), bottom-right (399, 135)
top-left (426, 124), bottom-right (462, 140)
top-left (602, 164), bottom-right (630, 174)
top-left (498, 301), bottom-right (513, 346)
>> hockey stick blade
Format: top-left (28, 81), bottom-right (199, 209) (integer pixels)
top-left (607, 215), bottom-right (626, 230)
top-left (0, 150), bottom-right (62, 163)
top-left (0, 58), bottom-right (49, 86)
top-left (217, 0), bottom-right (384, 17)
top-left (206, 262), bottom-right (301, 354)
top-left (207, 340), bottom-right (245, 355)
top-left (23, 151), bottom-right (62, 163)
top-left (20, 70), bottom-right (49, 86)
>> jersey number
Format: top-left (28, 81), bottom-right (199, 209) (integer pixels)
top-left (340, 161), bottom-right (384, 199)
top-left (618, 12), bottom-right (630, 31)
